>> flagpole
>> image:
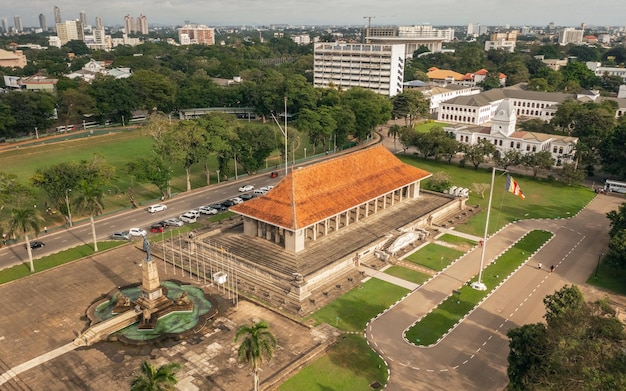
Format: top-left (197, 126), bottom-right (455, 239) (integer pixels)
top-left (471, 166), bottom-right (506, 291)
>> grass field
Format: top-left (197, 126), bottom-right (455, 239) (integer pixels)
top-left (437, 233), bottom-right (478, 247)
top-left (384, 265), bottom-right (432, 285)
top-left (279, 334), bottom-right (387, 391)
top-left (405, 230), bottom-right (553, 346)
top-left (405, 243), bottom-right (465, 271)
top-left (308, 279), bottom-right (409, 332)
top-left (397, 154), bottom-right (596, 236)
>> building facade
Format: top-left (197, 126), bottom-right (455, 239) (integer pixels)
top-left (136, 14), bottom-right (148, 35)
top-left (123, 15), bottom-right (134, 34)
top-left (365, 25), bottom-right (453, 58)
top-left (55, 20), bottom-right (84, 45)
top-left (39, 14), bottom-right (47, 31)
top-left (313, 42), bottom-right (405, 97)
top-left (0, 49), bottom-right (27, 68)
top-left (558, 28), bottom-right (584, 45)
top-left (178, 24), bottom-right (215, 45)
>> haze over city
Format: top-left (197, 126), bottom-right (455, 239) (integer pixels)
top-left (3, 0), bottom-right (626, 28)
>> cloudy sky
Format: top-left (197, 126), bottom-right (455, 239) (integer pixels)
top-left (4, 0), bottom-right (626, 28)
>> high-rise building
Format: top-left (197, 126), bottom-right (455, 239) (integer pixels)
top-left (56, 20), bottom-right (84, 45)
top-left (54, 6), bottom-right (62, 24)
top-left (136, 14), bottom-right (148, 35)
top-left (365, 25), bottom-right (454, 58)
top-left (558, 27), bottom-right (584, 45)
top-left (123, 15), bottom-right (135, 34)
top-left (95, 16), bottom-right (103, 30)
top-left (314, 42), bottom-right (405, 97)
top-left (13, 16), bottom-right (23, 33)
top-left (1, 18), bottom-right (8, 34)
top-left (79, 11), bottom-right (87, 27)
top-left (178, 24), bottom-right (215, 45)
top-left (39, 14), bottom-right (47, 31)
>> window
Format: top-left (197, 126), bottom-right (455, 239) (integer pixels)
top-left (511, 141), bottom-right (515, 148)
top-left (526, 145), bottom-right (530, 151)
top-left (532, 146), bottom-right (536, 152)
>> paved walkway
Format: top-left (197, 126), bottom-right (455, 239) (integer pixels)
top-left (359, 265), bottom-right (420, 291)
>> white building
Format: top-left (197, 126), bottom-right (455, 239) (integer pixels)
top-left (445, 99), bottom-right (578, 165)
top-left (55, 20), bottom-right (84, 45)
top-left (365, 25), bottom-right (454, 59)
top-left (558, 28), bottom-right (584, 45)
top-left (313, 42), bottom-right (405, 97)
top-left (586, 61), bottom-right (626, 82)
top-left (484, 39), bottom-right (516, 52)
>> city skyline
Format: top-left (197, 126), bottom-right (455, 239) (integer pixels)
top-left (2, 1), bottom-right (626, 29)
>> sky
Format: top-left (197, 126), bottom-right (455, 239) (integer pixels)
top-left (3, 0), bottom-right (626, 29)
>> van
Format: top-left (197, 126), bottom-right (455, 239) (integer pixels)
top-left (254, 189), bottom-right (267, 196)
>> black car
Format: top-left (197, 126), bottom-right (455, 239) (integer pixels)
top-left (221, 199), bottom-right (236, 208)
top-left (239, 193), bottom-right (254, 201)
top-left (29, 241), bottom-right (45, 249)
top-left (209, 203), bottom-right (227, 212)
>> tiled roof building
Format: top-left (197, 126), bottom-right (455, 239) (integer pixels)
top-left (231, 145), bottom-right (432, 253)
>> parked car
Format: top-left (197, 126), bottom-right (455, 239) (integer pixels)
top-left (187, 209), bottom-right (200, 218)
top-left (147, 204), bottom-right (167, 213)
top-left (270, 171), bottom-right (278, 178)
top-left (163, 218), bottom-right (184, 227)
top-left (150, 224), bottom-right (165, 233)
top-left (253, 189), bottom-right (268, 196)
top-left (221, 199), bottom-right (236, 208)
top-left (238, 184), bottom-right (254, 192)
top-left (209, 203), bottom-right (228, 212)
top-left (199, 205), bottom-right (218, 215)
top-left (179, 213), bottom-right (197, 223)
top-left (129, 227), bottom-right (147, 237)
top-left (267, 185), bottom-right (275, 190)
top-left (230, 197), bottom-right (244, 205)
top-left (240, 193), bottom-right (254, 201)
top-left (110, 231), bottom-right (131, 241)
top-left (28, 240), bottom-right (45, 249)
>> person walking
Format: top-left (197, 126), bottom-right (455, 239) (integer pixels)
top-left (537, 262), bottom-right (542, 270)
top-left (550, 265), bottom-right (555, 273)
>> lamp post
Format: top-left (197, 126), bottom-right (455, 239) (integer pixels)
top-left (233, 152), bottom-right (238, 180)
top-left (270, 97), bottom-right (288, 177)
top-left (594, 252), bottom-right (604, 278)
top-left (65, 189), bottom-right (73, 227)
top-left (216, 169), bottom-right (220, 184)
top-left (304, 147), bottom-right (307, 160)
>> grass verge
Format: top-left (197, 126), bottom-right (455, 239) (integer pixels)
top-left (384, 265), bottom-right (432, 285)
top-left (437, 233), bottom-right (477, 247)
top-left (308, 279), bottom-right (409, 332)
top-left (586, 262), bottom-right (626, 295)
top-left (404, 243), bottom-right (465, 272)
top-left (0, 241), bottom-right (128, 285)
top-left (405, 230), bottom-right (553, 346)
top-left (279, 334), bottom-right (387, 391)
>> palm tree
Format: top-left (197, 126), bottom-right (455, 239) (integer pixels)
top-left (74, 180), bottom-right (104, 252)
top-left (234, 320), bottom-right (277, 391)
top-left (8, 207), bottom-right (42, 273)
top-left (130, 361), bottom-right (181, 391)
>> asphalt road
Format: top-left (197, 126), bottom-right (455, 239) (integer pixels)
top-left (0, 172), bottom-right (281, 270)
top-left (366, 195), bottom-right (622, 391)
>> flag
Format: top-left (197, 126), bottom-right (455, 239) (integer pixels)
top-left (505, 174), bottom-right (525, 200)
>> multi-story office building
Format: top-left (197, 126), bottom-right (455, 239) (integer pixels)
top-left (178, 24), bottom-right (215, 45)
top-left (39, 14), bottom-right (47, 31)
top-left (55, 20), bottom-right (84, 45)
top-left (313, 42), bottom-right (405, 97)
top-left (95, 16), bottom-right (103, 30)
top-left (123, 15), bottom-right (135, 34)
top-left (13, 16), bottom-right (23, 33)
top-left (136, 14), bottom-right (148, 35)
top-left (558, 28), bottom-right (584, 45)
top-left (1, 18), bottom-right (8, 34)
top-left (79, 11), bottom-right (87, 27)
top-left (53, 6), bottom-right (62, 24)
top-left (365, 25), bottom-right (454, 59)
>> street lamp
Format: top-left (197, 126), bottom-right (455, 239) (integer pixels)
top-left (216, 169), bottom-right (220, 184)
top-left (594, 252), bottom-right (604, 278)
top-left (65, 189), bottom-right (73, 227)
top-left (304, 147), bottom-right (307, 160)
top-left (270, 97), bottom-right (288, 177)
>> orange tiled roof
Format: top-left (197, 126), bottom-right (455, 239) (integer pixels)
top-left (427, 69), bottom-right (465, 81)
top-left (230, 145), bottom-right (431, 230)
top-left (474, 69), bottom-right (489, 75)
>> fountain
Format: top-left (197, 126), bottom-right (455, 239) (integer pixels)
top-left (75, 238), bottom-right (217, 346)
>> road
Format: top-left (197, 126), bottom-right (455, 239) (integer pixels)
top-left (0, 173), bottom-right (280, 270)
top-left (366, 194), bottom-right (622, 390)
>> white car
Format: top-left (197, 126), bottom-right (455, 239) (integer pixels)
top-left (179, 213), bottom-right (197, 223)
top-left (199, 205), bottom-right (218, 215)
top-left (238, 184), bottom-right (254, 192)
top-left (267, 185), bottom-right (275, 190)
top-left (230, 197), bottom-right (244, 205)
top-left (163, 218), bottom-right (184, 227)
top-left (188, 209), bottom-right (200, 218)
top-left (128, 227), bottom-right (147, 237)
top-left (147, 204), bottom-right (167, 213)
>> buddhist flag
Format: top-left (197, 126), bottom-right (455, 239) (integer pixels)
top-left (505, 175), bottom-right (525, 200)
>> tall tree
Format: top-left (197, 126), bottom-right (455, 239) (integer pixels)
top-left (129, 69), bottom-right (178, 113)
top-left (391, 90), bottom-right (429, 127)
top-left (74, 180), bottom-right (104, 252)
top-left (88, 75), bottom-right (138, 123)
top-left (8, 207), bottom-right (42, 272)
top-left (235, 320), bottom-right (277, 391)
top-left (130, 360), bottom-right (181, 391)
top-left (521, 151), bottom-right (554, 178)
top-left (464, 139), bottom-right (497, 170)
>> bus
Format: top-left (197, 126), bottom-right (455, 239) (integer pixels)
top-left (604, 180), bottom-right (626, 194)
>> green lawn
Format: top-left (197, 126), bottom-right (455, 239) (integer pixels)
top-left (398, 155), bottom-right (596, 236)
top-left (0, 241), bottom-right (128, 284)
top-left (437, 233), bottom-right (477, 247)
top-left (279, 334), bottom-right (387, 391)
top-left (587, 262), bottom-right (626, 295)
top-left (405, 243), bottom-right (465, 271)
top-left (384, 265), bottom-right (432, 285)
top-left (413, 121), bottom-right (451, 133)
top-left (308, 279), bottom-right (409, 332)
top-left (405, 230), bottom-right (553, 346)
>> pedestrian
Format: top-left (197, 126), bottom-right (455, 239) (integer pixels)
top-left (44, 226), bottom-right (47, 233)
top-left (537, 262), bottom-right (542, 270)
top-left (550, 265), bottom-right (555, 273)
